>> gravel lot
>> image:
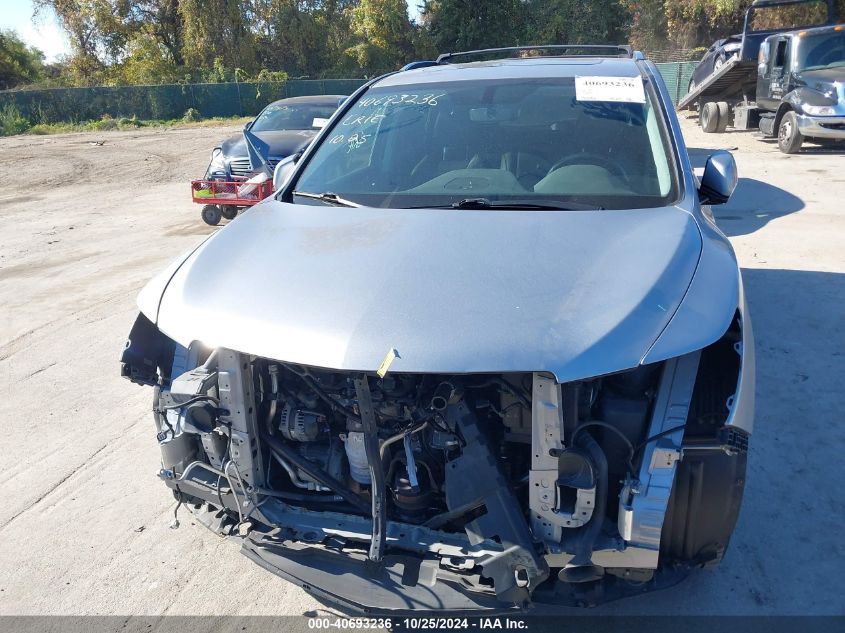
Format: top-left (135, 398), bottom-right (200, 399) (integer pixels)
top-left (0, 117), bottom-right (843, 616)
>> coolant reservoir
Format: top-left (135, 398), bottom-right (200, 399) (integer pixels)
top-left (343, 431), bottom-right (371, 484)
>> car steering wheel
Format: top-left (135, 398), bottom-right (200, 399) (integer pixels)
top-left (547, 153), bottom-right (628, 181)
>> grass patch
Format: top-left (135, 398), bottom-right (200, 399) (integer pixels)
top-left (2, 112), bottom-right (253, 137)
top-left (0, 104), bottom-right (31, 136)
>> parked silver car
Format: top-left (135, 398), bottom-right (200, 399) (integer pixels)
top-left (122, 45), bottom-right (753, 612)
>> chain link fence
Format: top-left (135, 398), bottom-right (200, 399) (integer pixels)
top-left (654, 61), bottom-right (699, 104)
top-left (647, 48), bottom-right (707, 63)
top-left (1, 64), bottom-right (698, 125)
top-left (0, 79), bottom-right (366, 124)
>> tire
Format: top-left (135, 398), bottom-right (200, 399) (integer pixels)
top-left (660, 448), bottom-right (747, 567)
top-left (700, 102), bottom-right (720, 133)
top-left (715, 102), bottom-right (731, 133)
top-left (220, 205), bottom-right (238, 220)
top-left (714, 57), bottom-right (725, 73)
top-left (778, 111), bottom-right (803, 154)
top-left (201, 204), bottom-right (222, 226)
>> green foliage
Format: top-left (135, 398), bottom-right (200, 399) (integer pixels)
top-left (203, 57), bottom-right (230, 83)
top-left (346, 0), bottom-right (414, 75)
top-left (528, 0), bottom-right (629, 45)
top-left (0, 103), bottom-right (32, 136)
top-left (624, 0), bottom-right (669, 50)
top-left (19, 0), bottom-right (845, 90)
top-left (0, 30), bottom-right (45, 90)
top-left (254, 69), bottom-right (288, 82)
top-left (15, 113), bottom-right (249, 136)
top-left (180, 0), bottom-right (257, 72)
top-left (421, 0), bottom-right (529, 52)
top-left (182, 107), bottom-right (201, 121)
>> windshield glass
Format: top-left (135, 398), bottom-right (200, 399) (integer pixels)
top-left (797, 32), bottom-right (845, 70)
top-left (252, 103), bottom-right (339, 131)
top-left (293, 77), bottom-right (677, 210)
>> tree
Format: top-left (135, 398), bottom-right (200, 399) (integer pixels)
top-left (252, 0), bottom-right (331, 78)
top-left (0, 30), bottom-right (45, 89)
top-left (33, 0), bottom-right (113, 81)
top-left (179, 0), bottom-right (257, 71)
top-left (662, 0), bottom-right (747, 48)
top-left (527, 0), bottom-right (629, 45)
top-left (125, 0), bottom-right (185, 66)
top-left (623, 0), bottom-right (668, 50)
top-left (346, 0), bottom-right (414, 75)
top-left (421, 0), bottom-right (529, 53)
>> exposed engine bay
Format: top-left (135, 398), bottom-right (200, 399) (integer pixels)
top-left (121, 314), bottom-right (749, 611)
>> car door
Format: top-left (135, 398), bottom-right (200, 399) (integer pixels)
top-left (758, 37), bottom-right (790, 110)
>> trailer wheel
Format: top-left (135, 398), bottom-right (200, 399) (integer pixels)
top-left (220, 205), bottom-right (238, 220)
top-left (201, 204), bottom-right (222, 226)
top-left (716, 102), bottom-right (731, 133)
top-left (778, 111), bottom-right (803, 154)
top-left (700, 102), bottom-right (720, 133)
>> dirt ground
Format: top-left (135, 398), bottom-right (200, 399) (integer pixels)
top-left (0, 116), bottom-right (843, 616)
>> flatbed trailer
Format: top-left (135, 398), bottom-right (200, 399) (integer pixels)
top-left (677, 59), bottom-right (757, 111)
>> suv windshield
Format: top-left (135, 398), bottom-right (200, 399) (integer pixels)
top-left (293, 77), bottom-right (677, 210)
top-left (797, 32), bottom-right (845, 70)
top-left (252, 103), bottom-right (339, 131)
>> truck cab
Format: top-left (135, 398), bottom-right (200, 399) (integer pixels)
top-left (756, 25), bottom-right (845, 152)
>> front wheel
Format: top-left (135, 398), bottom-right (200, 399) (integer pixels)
top-left (201, 204), bottom-right (222, 226)
top-left (778, 111), bottom-right (803, 154)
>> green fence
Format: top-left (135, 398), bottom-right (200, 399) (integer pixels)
top-left (0, 79), bottom-right (367, 124)
top-left (0, 64), bottom-right (698, 125)
top-left (654, 61), bottom-right (698, 104)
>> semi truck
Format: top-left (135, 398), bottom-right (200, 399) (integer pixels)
top-left (679, 0), bottom-right (845, 153)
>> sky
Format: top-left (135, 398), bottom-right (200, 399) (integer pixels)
top-left (2, 0), bottom-right (69, 62)
top-left (3, 0), bottom-right (423, 64)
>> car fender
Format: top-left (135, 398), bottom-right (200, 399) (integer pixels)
top-left (641, 218), bottom-right (739, 366)
top-left (642, 216), bottom-right (754, 434)
top-left (137, 235), bottom-right (214, 324)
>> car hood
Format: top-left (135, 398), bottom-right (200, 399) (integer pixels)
top-left (220, 129), bottom-right (317, 159)
top-left (152, 202), bottom-right (703, 382)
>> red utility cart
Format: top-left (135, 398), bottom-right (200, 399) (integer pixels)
top-left (191, 176), bottom-right (274, 226)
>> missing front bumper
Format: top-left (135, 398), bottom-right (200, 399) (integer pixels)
top-left (238, 530), bottom-right (693, 613)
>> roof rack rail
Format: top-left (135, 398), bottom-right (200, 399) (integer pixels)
top-left (401, 60), bottom-right (438, 71)
top-left (436, 45), bottom-right (634, 64)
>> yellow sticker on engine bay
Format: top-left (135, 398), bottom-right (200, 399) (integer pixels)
top-left (376, 348), bottom-right (399, 378)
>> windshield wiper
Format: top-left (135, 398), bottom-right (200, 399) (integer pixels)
top-left (408, 198), bottom-right (603, 211)
top-left (293, 191), bottom-right (361, 207)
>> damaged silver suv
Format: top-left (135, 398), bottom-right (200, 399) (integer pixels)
top-left (121, 45), bottom-right (753, 612)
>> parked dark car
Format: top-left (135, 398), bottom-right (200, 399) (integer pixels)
top-left (206, 95), bottom-right (347, 179)
top-left (689, 35), bottom-right (743, 92)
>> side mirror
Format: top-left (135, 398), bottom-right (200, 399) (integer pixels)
top-left (699, 150), bottom-right (737, 205)
top-left (243, 120), bottom-right (253, 131)
top-left (272, 153), bottom-right (301, 191)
